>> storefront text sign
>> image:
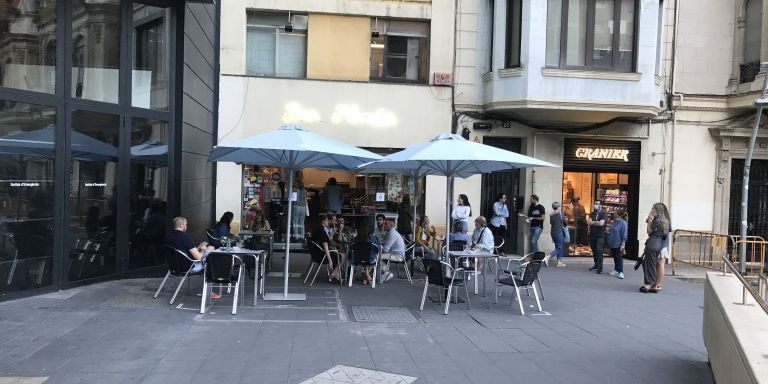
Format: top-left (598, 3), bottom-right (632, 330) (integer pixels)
top-left (575, 147), bottom-right (629, 162)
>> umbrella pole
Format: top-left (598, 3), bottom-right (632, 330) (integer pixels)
top-left (412, 176), bottom-right (417, 259)
top-left (444, 176), bottom-right (453, 276)
top-left (264, 169), bottom-right (306, 301)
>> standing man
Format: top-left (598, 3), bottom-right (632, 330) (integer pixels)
top-left (571, 197), bottom-right (587, 245)
top-left (323, 177), bottom-right (344, 214)
top-left (588, 201), bottom-right (608, 274)
top-left (521, 195), bottom-right (545, 253)
top-left (608, 210), bottom-right (628, 279)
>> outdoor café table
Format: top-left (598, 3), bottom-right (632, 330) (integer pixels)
top-left (210, 247), bottom-right (265, 306)
top-left (447, 249), bottom-right (498, 297)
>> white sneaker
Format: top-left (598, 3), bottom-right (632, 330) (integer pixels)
top-left (617, 272), bottom-right (625, 279)
top-left (543, 254), bottom-right (552, 266)
top-left (609, 271), bottom-right (619, 277)
top-left (556, 261), bottom-right (566, 267)
top-left (383, 272), bottom-right (394, 282)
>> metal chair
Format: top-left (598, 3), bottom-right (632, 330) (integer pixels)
top-left (201, 253), bottom-right (244, 315)
top-left (493, 236), bottom-right (505, 256)
top-left (383, 243), bottom-right (413, 284)
top-left (347, 241), bottom-right (380, 288)
top-left (305, 239), bottom-right (343, 286)
top-left (497, 251), bottom-right (545, 300)
top-left (419, 258), bottom-right (469, 315)
top-left (496, 260), bottom-right (543, 315)
top-left (154, 246), bottom-right (203, 305)
top-left (205, 228), bottom-right (222, 248)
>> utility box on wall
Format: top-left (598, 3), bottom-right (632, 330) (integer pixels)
top-left (433, 72), bottom-right (452, 86)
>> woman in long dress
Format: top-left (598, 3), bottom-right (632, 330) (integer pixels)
top-left (639, 203), bottom-right (670, 293)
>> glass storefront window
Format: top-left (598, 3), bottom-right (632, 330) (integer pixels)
top-left (67, 111), bottom-right (120, 282)
top-left (0, 100), bottom-right (56, 292)
top-left (71, 0), bottom-right (121, 103)
top-left (132, 4), bottom-right (169, 110)
top-left (129, 118), bottom-right (168, 270)
top-left (0, 1), bottom-right (57, 93)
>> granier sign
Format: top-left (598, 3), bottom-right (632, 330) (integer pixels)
top-left (574, 147), bottom-right (629, 162)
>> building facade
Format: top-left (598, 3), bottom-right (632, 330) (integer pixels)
top-left (451, 0), bottom-right (669, 257)
top-left (216, 0), bottom-right (456, 246)
top-left (0, 0), bottom-right (220, 299)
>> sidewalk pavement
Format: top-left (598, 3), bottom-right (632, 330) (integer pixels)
top-left (0, 256), bottom-right (713, 384)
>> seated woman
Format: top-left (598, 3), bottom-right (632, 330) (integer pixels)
top-left (414, 216), bottom-right (437, 260)
top-left (212, 211), bottom-right (234, 239)
top-left (246, 209), bottom-right (272, 249)
top-left (311, 214), bottom-right (342, 282)
top-left (349, 222), bottom-right (379, 285)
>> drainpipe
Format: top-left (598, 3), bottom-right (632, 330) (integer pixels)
top-left (668, 0), bottom-right (681, 213)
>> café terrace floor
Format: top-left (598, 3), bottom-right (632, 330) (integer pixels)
top-left (0, 256), bottom-right (714, 384)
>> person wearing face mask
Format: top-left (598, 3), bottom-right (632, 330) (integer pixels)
top-left (587, 200), bottom-right (608, 274)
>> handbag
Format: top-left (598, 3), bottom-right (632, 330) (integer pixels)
top-left (561, 212), bottom-right (570, 243)
top-left (634, 254), bottom-right (644, 270)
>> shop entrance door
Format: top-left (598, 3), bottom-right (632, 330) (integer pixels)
top-left (729, 159), bottom-right (768, 239)
top-left (562, 170), bottom-right (639, 259)
top-left (481, 137), bottom-right (521, 253)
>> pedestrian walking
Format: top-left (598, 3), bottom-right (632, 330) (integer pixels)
top-left (639, 203), bottom-right (671, 293)
top-left (608, 210), bottom-right (628, 279)
top-left (587, 201), bottom-right (608, 274)
top-left (519, 194), bottom-right (545, 253)
top-left (451, 194), bottom-right (472, 234)
top-left (549, 201), bottom-right (567, 267)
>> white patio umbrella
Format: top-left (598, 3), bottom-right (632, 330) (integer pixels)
top-left (209, 124), bottom-right (383, 301)
top-left (0, 124), bottom-right (118, 161)
top-left (356, 133), bottom-right (558, 259)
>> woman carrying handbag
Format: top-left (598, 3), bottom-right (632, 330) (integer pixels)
top-left (549, 202), bottom-right (567, 267)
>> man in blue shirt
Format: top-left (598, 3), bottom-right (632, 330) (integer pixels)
top-left (608, 210), bottom-right (628, 279)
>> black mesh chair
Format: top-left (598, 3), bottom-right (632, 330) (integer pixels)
top-left (201, 253), bottom-right (244, 315)
top-left (305, 239), bottom-right (343, 286)
top-left (419, 258), bottom-right (469, 315)
top-left (347, 241), bottom-right (380, 288)
top-left (496, 260), bottom-right (543, 315)
top-left (154, 246), bottom-right (203, 305)
top-left (205, 228), bottom-right (222, 248)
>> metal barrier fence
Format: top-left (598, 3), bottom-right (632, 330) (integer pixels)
top-left (721, 256), bottom-right (768, 315)
top-left (729, 236), bottom-right (767, 278)
top-left (671, 230), bottom-right (731, 276)
top-left (671, 230), bottom-right (767, 279)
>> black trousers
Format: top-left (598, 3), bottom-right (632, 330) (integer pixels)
top-left (590, 237), bottom-right (604, 271)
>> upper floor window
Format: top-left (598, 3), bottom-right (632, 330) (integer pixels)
top-left (246, 12), bottom-right (308, 78)
top-left (370, 19), bottom-right (429, 83)
top-left (741, 0), bottom-right (762, 83)
top-left (546, 0), bottom-right (637, 72)
top-left (505, 0), bottom-right (522, 68)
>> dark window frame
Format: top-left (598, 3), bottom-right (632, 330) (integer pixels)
top-left (505, 0), bottom-right (522, 68)
top-left (369, 18), bottom-right (431, 84)
top-left (551, 0), bottom-right (638, 72)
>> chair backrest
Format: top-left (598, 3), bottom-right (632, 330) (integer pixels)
top-left (423, 258), bottom-right (447, 285)
top-left (448, 241), bottom-right (466, 252)
top-left (163, 245), bottom-right (194, 276)
top-left (519, 260), bottom-right (542, 286)
top-left (349, 241), bottom-right (378, 266)
top-left (205, 253), bottom-right (241, 283)
top-left (493, 236), bottom-right (505, 248)
top-left (205, 228), bottom-right (223, 248)
top-left (307, 239), bottom-right (326, 263)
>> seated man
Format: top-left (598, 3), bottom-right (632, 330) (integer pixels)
top-left (165, 216), bottom-right (220, 298)
top-left (380, 217), bottom-right (405, 282)
top-left (373, 214), bottom-right (387, 244)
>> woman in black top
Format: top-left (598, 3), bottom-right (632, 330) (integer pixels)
top-left (397, 194), bottom-right (413, 240)
top-left (311, 215), bottom-right (341, 282)
top-left (640, 203), bottom-right (670, 293)
top-left (349, 222), bottom-right (379, 285)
